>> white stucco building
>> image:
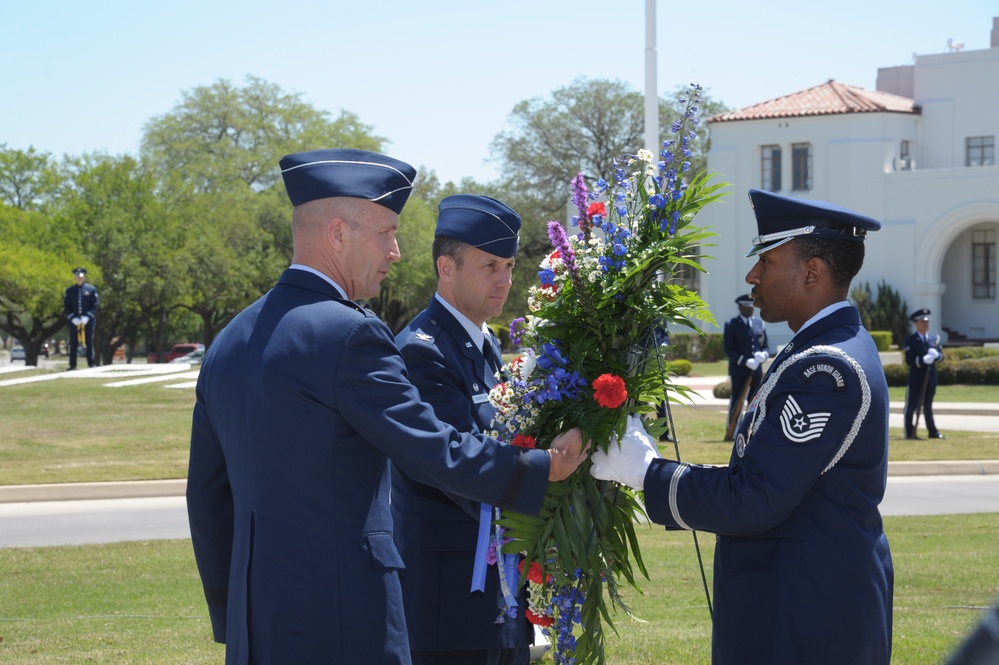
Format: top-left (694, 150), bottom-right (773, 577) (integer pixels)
top-left (697, 17), bottom-right (999, 347)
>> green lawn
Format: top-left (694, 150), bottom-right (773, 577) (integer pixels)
top-left (1, 514), bottom-right (996, 664)
top-left (1, 365), bottom-right (996, 485)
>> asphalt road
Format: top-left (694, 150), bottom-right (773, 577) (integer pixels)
top-left (1, 475), bottom-right (997, 549)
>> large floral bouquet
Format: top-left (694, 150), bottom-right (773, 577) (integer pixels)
top-left (488, 86), bottom-right (725, 664)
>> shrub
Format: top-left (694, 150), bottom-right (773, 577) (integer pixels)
top-left (670, 359), bottom-right (692, 376)
top-left (666, 332), bottom-right (725, 362)
top-left (883, 363), bottom-right (908, 386)
top-left (713, 379), bottom-right (731, 399)
top-left (852, 280), bottom-right (909, 346)
top-left (944, 346), bottom-right (999, 361)
top-left (885, 356), bottom-right (999, 385)
top-left (937, 357), bottom-right (999, 385)
top-left (869, 331), bottom-right (893, 352)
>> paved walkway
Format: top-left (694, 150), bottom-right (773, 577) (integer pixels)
top-left (675, 375), bottom-right (999, 434)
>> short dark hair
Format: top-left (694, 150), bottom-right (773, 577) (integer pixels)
top-left (432, 235), bottom-right (467, 279)
top-left (792, 237), bottom-right (865, 289)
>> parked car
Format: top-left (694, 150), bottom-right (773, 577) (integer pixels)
top-left (169, 347), bottom-right (205, 365)
top-left (7, 342), bottom-right (51, 362)
top-left (148, 343), bottom-right (204, 363)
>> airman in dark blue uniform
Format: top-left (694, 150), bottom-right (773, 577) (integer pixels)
top-left (903, 308), bottom-right (945, 439)
top-left (185, 150), bottom-right (587, 665)
top-left (591, 189), bottom-right (894, 665)
top-left (63, 267), bottom-right (98, 369)
top-left (723, 293), bottom-right (770, 434)
top-left (395, 194), bottom-right (533, 665)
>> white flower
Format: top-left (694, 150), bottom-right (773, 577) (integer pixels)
top-left (519, 348), bottom-right (537, 379)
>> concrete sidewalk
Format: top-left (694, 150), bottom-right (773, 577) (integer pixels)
top-left (675, 375), bottom-right (999, 433)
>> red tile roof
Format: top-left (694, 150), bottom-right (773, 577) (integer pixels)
top-left (708, 80), bottom-right (919, 123)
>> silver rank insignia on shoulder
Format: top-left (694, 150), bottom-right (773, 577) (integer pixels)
top-left (779, 395), bottom-right (831, 443)
top-left (415, 332), bottom-right (433, 343)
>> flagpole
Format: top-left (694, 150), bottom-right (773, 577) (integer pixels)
top-left (644, 0), bottom-right (658, 154)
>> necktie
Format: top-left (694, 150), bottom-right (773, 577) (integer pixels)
top-left (482, 337), bottom-right (500, 375)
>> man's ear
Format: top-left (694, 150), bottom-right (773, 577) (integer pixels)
top-left (803, 256), bottom-right (826, 288)
top-left (437, 255), bottom-right (455, 282)
top-left (328, 216), bottom-right (347, 250)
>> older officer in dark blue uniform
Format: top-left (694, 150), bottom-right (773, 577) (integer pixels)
top-left (185, 149), bottom-right (586, 665)
top-left (723, 293), bottom-right (770, 436)
top-left (903, 308), bottom-right (945, 439)
top-left (394, 194), bottom-right (532, 665)
top-left (591, 189), bottom-right (893, 665)
top-left (63, 267), bottom-right (99, 369)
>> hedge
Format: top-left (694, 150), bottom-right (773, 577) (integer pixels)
top-left (884, 356), bottom-right (999, 386)
top-left (869, 331), bottom-right (892, 352)
top-left (666, 332), bottom-right (726, 363)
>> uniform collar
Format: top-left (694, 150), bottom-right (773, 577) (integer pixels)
top-left (289, 264), bottom-right (347, 299)
top-left (434, 293), bottom-right (488, 349)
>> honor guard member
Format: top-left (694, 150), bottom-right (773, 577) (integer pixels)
top-left (185, 149), bottom-right (587, 665)
top-left (723, 293), bottom-right (770, 433)
top-left (590, 189), bottom-right (894, 665)
top-left (394, 194), bottom-right (533, 665)
top-left (63, 267), bottom-right (99, 369)
top-left (903, 308), bottom-right (945, 439)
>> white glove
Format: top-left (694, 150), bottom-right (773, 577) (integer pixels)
top-left (71, 317), bottom-right (81, 326)
top-left (928, 348), bottom-right (941, 360)
top-left (922, 352), bottom-right (936, 365)
top-left (590, 415), bottom-right (661, 491)
top-left (753, 351), bottom-right (768, 364)
top-left (81, 315), bottom-right (90, 325)
top-left (745, 357), bottom-right (760, 370)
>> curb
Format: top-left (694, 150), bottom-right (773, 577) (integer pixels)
top-left (0, 479), bottom-right (186, 504)
top-left (3, 462), bottom-right (999, 504)
top-left (886, 460), bottom-right (999, 476)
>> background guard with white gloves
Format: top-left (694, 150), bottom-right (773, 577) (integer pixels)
top-left (903, 308), bottom-right (945, 440)
top-left (63, 267), bottom-right (99, 369)
top-left (722, 294), bottom-right (770, 440)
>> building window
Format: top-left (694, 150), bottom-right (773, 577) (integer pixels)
top-left (966, 136), bottom-right (995, 167)
top-left (972, 229), bottom-right (996, 299)
top-left (791, 143), bottom-right (812, 190)
top-left (761, 145), bottom-right (781, 191)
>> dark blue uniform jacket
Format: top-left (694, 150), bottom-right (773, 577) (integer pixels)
top-left (645, 306), bottom-right (893, 665)
top-left (393, 297), bottom-right (532, 651)
top-left (186, 269), bottom-right (550, 665)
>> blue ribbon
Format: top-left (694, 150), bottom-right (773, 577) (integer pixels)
top-left (470, 502), bottom-right (493, 593)
top-left (470, 505), bottom-right (521, 621)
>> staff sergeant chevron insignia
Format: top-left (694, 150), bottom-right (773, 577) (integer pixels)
top-left (779, 395), bottom-right (831, 443)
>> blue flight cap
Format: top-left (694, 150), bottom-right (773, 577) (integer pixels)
top-left (435, 194), bottom-right (521, 258)
top-left (746, 189), bottom-right (881, 257)
top-left (279, 148), bottom-right (416, 214)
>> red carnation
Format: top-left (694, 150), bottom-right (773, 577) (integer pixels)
top-left (526, 608), bottom-right (555, 627)
top-left (592, 373), bottom-right (628, 409)
top-left (512, 434), bottom-right (537, 449)
top-left (587, 201), bottom-right (606, 219)
top-left (519, 559), bottom-right (546, 585)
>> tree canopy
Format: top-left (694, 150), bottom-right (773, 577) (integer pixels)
top-left (1, 75), bottom-right (729, 361)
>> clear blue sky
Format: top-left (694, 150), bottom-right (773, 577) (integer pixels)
top-left (2, 0), bottom-right (996, 184)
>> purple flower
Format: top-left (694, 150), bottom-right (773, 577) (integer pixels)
top-left (547, 222), bottom-right (578, 279)
top-left (509, 317), bottom-right (526, 345)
